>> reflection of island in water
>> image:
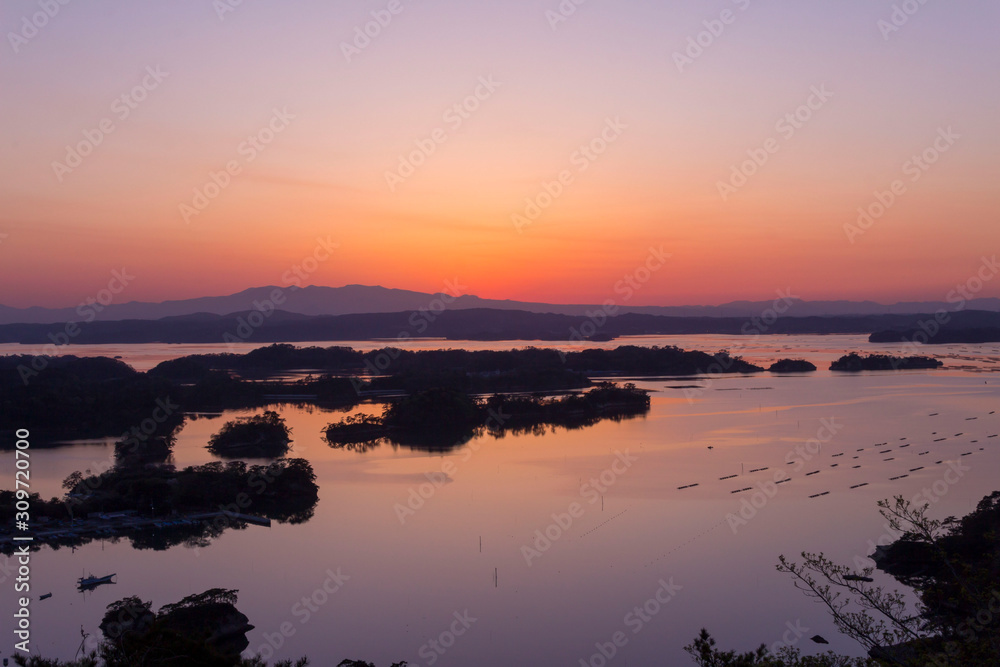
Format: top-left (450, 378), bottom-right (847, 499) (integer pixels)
top-left (0, 458), bottom-right (319, 554)
top-left (207, 410), bottom-right (293, 458)
top-left (0, 343), bottom-right (946, 551)
top-left (7, 343), bottom-right (929, 452)
top-left (830, 352), bottom-right (943, 371)
top-left (0, 343), bottom-right (764, 457)
top-left (767, 358), bottom-right (817, 373)
top-left (324, 382), bottom-right (652, 452)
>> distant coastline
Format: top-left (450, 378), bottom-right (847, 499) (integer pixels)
top-left (2, 306), bottom-right (999, 345)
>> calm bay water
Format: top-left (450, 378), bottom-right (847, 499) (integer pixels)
top-left (3, 335), bottom-right (1000, 665)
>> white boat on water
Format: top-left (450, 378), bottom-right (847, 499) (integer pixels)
top-left (77, 573), bottom-right (116, 589)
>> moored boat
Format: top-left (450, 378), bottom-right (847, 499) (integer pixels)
top-left (77, 573), bottom-right (116, 589)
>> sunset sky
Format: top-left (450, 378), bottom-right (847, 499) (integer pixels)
top-left (1, 0), bottom-right (998, 308)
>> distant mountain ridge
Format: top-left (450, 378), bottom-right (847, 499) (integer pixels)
top-left (1, 284), bottom-right (998, 325)
top-left (4, 307), bottom-right (1000, 346)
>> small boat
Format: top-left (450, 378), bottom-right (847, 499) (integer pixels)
top-left (78, 573), bottom-right (116, 589)
top-left (39, 593), bottom-right (52, 600)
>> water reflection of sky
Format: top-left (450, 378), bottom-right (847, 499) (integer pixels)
top-left (3, 335), bottom-right (999, 665)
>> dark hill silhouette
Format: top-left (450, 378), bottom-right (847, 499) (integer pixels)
top-left (3, 284), bottom-right (1000, 324)
top-left (870, 325), bottom-right (1000, 344)
top-left (768, 359), bottom-right (817, 372)
top-left (3, 307), bottom-right (1000, 344)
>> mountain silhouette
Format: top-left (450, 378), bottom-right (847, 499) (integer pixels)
top-left (2, 284), bottom-right (999, 325)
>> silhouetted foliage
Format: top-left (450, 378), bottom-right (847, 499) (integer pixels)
top-left (152, 344), bottom-right (762, 381)
top-left (96, 589), bottom-right (253, 666)
top-left (146, 355), bottom-right (213, 381)
top-left (829, 353), bottom-right (942, 371)
top-left (870, 326), bottom-right (1000, 345)
top-left (207, 410), bottom-right (292, 458)
top-left (325, 382), bottom-right (650, 452)
top-left (0, 355), bottom-right (180, 442)
top-left (148, 343), bottom-right (364, 377)
top-left (768, 359), bottom-right (817, 373)
top-left (100, 595), bottom-right (154, 640)
top-left (684, 629), bottom-right (873, 666)
top-left (776, 493), bottom-right (1000, 665)
top-left (2, 459), bottom-right (318, 554)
